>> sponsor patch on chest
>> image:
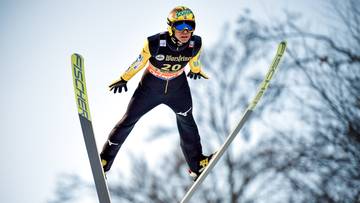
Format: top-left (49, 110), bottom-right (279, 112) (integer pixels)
top-left (160, 40), bottom-right (166, 47)
top-left (189, 40), bottom-right (195, 48)
top-left (165, 55), bottom-right (192, 62)
top-left (155, 54), bottom-right (165, 61)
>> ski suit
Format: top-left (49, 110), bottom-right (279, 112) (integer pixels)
top-left (100, 31), bottom-right (206, 172)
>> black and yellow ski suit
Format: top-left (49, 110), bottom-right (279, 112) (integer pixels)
top-left (100, 32), bottom-right (208, 173)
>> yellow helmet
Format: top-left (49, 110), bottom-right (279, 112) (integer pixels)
top-left (167, 6), bottom-right (196, 36)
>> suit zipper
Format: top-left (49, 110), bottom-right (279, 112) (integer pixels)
top-left (164, 80), bottom-right (169, 94)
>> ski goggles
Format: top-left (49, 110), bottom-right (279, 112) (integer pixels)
top-left (173, 21), bottom-right (195, 32)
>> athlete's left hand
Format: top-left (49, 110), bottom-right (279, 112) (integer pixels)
top-left (187, 70), bottom-right (209, 80)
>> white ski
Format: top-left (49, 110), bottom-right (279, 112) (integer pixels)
top-left (180, 41), bottom-right (287, 203)
top-left (71, 53), bottom-right (111, 203)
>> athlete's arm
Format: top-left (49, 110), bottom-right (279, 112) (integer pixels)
top-left (188, 49), bottom-right (209, 79)
top-left (119, 40), bottom-right (151, 81)
top-left (109, 41), bottom-right (151, 93)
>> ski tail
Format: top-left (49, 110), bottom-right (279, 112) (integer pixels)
top-left (71, 53), bottom-right (111, 203)
top-left (180, 41), bottom-right (287, 203)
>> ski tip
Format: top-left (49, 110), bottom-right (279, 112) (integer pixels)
top-left (277, 41), bottom-right (287, 54)
top-left (72, 53), bottom-right (83, 59)
top-left (279, 41), bottom-right (287, 49)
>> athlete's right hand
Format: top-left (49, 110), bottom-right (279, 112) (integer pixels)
top-left (109, 77), bottom-right (128, 93)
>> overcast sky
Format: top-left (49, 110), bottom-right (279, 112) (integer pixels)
top-left (0, 0), bottom-right (327, 202)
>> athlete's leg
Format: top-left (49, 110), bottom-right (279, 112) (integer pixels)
top-left (100, 84), bottom-right (161, 171)
top-left (165, 82), bottom-right (203, 172)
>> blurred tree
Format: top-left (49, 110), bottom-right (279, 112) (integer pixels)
top-left (218, 0), bottom-right (360, 202)
top-left (50, 0), bottom-right (360, 202)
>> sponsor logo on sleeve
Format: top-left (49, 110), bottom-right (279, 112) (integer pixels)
top-left (132, 54), bottom-right (144, 69)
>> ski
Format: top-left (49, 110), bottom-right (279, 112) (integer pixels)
top-left (71, 53), bottom-right (111, 203)
top-left (180, 41), bottom-right (287, 203)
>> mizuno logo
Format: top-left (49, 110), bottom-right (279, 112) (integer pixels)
top-left (107, 140), bottom-right (119, 146)
top-left (177, 107), bottom-right (192, 117)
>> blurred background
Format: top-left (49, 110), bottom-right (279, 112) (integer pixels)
top-left (1, 0), bottom-right (359, 202)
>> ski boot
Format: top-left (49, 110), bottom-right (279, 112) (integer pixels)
top-left (100, 154), bottom-right (115, 174)
top-left (188, 153), bottom-right (216, 181)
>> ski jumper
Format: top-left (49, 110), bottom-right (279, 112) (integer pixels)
top-left (100, 31), bottom-right (205, 172)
